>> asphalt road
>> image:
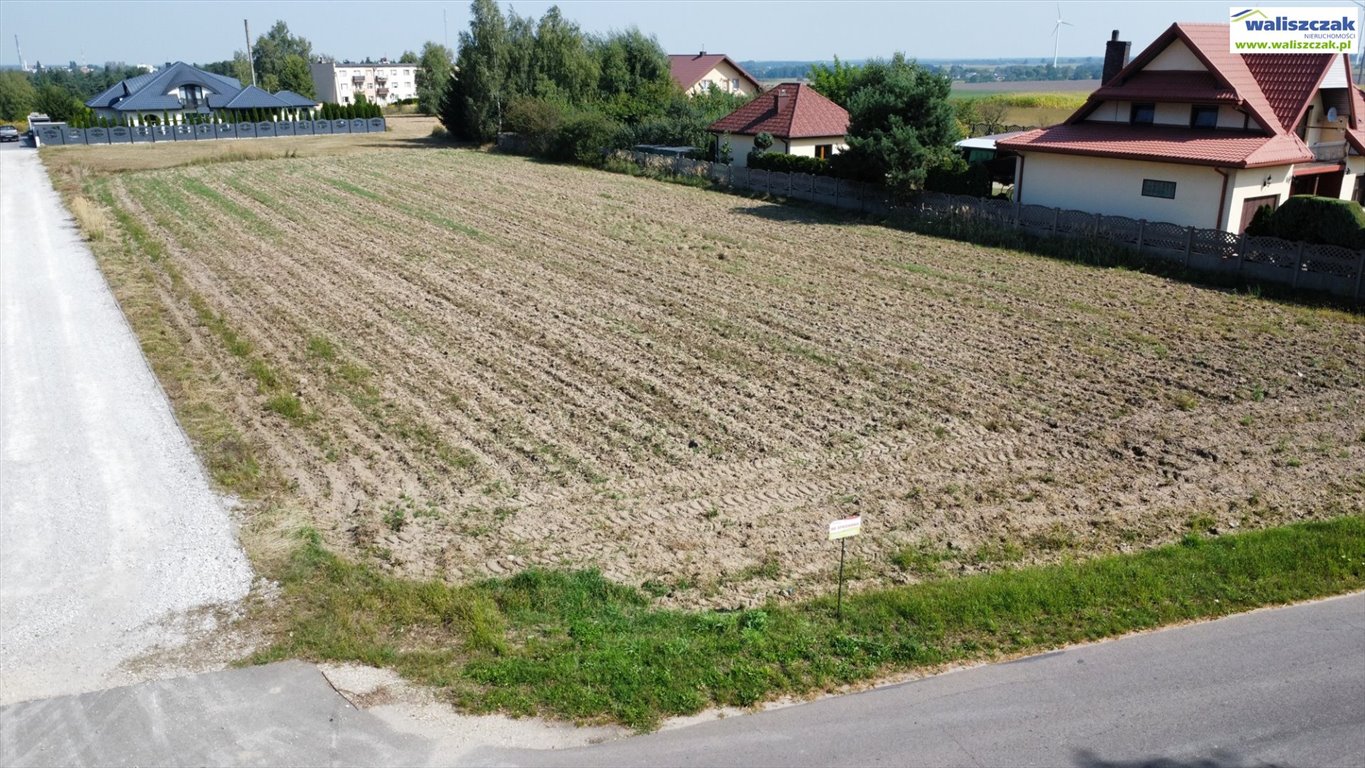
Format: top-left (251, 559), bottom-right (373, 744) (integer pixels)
top-left (2, 593), bottom-right (1361, 767)
top-left (482, 592), bottom-right (1365, 768)
top-left (0, 142), bottom-right (253, 705)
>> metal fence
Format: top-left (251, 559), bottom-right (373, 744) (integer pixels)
top-left (32, 117), bottom-right (387, 147)
top-left (612, 150), bottom-right (1364, 302)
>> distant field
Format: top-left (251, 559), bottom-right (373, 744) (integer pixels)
top-left (49, 144), bottom-right (1365, 610)
top-left (951, 79), bottom-right (1100, 95)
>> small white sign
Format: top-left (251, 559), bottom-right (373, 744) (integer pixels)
top-left (828, 516), bottom-right (862, 541)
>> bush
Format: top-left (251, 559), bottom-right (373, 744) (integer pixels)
top-left (1241, 196), bottom-right (1365, 249)
top-left (925, 161), bottom-right (991, 198)
top-left (505, 97), bottom-right (567, 156)
top-left (748, 152), bottom-right (837, 177)
top-left (552, 109), bottom-right (623, 165)
top-left (1255, 196), bottom-right (1365, 249)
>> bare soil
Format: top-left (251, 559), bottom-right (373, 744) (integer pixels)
top-left (82, 147), bottom-right (1365, 608)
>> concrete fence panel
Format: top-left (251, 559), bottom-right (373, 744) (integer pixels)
top-left (171, 124), bottom-right (196, 141)
top-left (255, 121), bottom-right (276, 139)
top-left (131, 126), bottom-right (154, 143)
top-left (194, 123), bottom-right (216, 140)
top-left (332, 119), bottom-right (351, 133)
top-left (313, 120), bottom-right (333, 135)
top-left (368, 117), bottom-right (386, 132)
top-left (349, 118), bottom-right (368, 133)
top-left (108, 126), bottom-right (132, 143)
top-left (37, 126), bottom-right (66, 145)
top-left (85, 127), bottom-right (110, 144)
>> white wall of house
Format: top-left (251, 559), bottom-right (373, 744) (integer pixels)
top-left (1145, 40), bottom-right (1204, 71)
top-left (311, 62), bottom-right (418, 105)
top-left (1085, 100), bottom-right (1254, 130)
top-left (786, 136), bottom-right (847, 159)
top-left (687, 61), bottom-right (761, 97)
top-left (718, 134), bottom-right (846, 167)
top-left (1225, 166), bottom-right (1294, 230)
top-left (1018, 153), bottom-right (1227, 228)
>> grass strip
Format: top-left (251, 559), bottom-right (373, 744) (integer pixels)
top-left (253, 516), bottom-right (1365, 730)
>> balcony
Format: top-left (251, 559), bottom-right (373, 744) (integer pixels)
top-left (1310, 141), bottom-right (1348, 162)
top-left (375, 75), bottom-right (388, 85)
top-left (376, 88), bottom-right (389, 98)
top-left (351, 75), bottom-right (366, 85)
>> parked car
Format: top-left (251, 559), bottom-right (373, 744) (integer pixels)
top-left (0, 126), bottom-right (20, 142)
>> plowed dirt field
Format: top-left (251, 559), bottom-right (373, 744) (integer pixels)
top-left (92, 148), bottom-right (1365, 607)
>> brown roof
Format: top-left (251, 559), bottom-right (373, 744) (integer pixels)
top-left (1008, 23), bottom-right (1349, 168)
top-left (1242, 53), bottom-right (1335, 131)
top-left (1089, 71), bottom-right (1238, 105)
top-left (998, 123), bottom-right (1314, 168)
top-left (668, 54), bottom-right (761, 92)
top-left (708, 83), bottom-right (849, 139)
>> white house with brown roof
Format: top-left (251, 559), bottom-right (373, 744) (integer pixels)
top-left (999, 24), bottom-right (1365, 233)
top-left (669, 53), bottom-right (763, 97)
top-left (708, 83), bottom-right (849, 167)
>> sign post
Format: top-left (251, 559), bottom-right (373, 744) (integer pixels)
top-left (828, 515), bottom-right (862, 621)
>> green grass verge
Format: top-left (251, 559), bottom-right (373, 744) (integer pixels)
top-left (252, 516), bottom-right (1365, 730)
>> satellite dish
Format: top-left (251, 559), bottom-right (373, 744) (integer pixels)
top-left (1327, 107), bottom-right (1339, 122)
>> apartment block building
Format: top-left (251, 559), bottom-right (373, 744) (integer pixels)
top-left (310, 59), bottom-right (419, 105)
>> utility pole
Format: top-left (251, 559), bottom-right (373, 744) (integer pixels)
top-left (14, 35), bottom-right (25, 72)
top-left (443, 8), bottom-right (449, 50)
top-left (243, 20), bottom-right (256, 87)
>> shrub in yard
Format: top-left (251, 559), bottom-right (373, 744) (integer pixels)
top-left (925, 160), bottom-right (991, 198)
top-left (1258, 196), bottom-right (1365, 249)
top-left (1244, 202), bottom-right (1277, 237)
top-left (748, 152), bottom-right (837, 177)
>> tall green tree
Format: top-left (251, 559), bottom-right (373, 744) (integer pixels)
top-left (592, 27), bottom-right (674, 123)
top-left (399, 50), bottom-right (419, 64)
top-left (251, 21), bottom-right (314, 96)
top-left (807, 56), bottom-right (861, 108)
top-left (451, 0), bottom-right (510, 140)
top-left (33, 84), bottom-right (80, 122)
top-left (833, 54), bottom-right (960, 195)
top-left (416, 42), bottom-right (455, 115)
top-left (530, 7), bottom-right (598, 103)
top-left (0, 71), bottom-right (37, 121)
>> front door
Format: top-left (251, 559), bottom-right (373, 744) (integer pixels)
top-left (1238, 194), bottom-right (1279, 233)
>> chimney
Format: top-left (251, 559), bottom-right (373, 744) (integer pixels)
top-left (775, 87), bottom-right (789, 114)
top-left (1103, 30), bottom-right (1130, 85)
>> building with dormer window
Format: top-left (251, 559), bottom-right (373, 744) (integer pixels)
top-left (999, 24), bottom-right (1365, 233)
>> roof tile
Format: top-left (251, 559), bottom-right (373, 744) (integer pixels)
top-left (997, 123), bottom-right (1314, 168)
top-left (708, 83), bottom-right (848, 139)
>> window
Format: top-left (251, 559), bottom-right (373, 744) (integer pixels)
top-left (814, 144), bottom-right (833, 160)
top-left (1141, 179), bottom-right (1176, 199)
top-left (1190, 105), bottom-right (1218, 129)
top-left (1130, 103), bottom-right (1155, 125)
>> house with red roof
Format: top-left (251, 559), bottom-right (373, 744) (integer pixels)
top-left (998, 24), bottom-right (1365, 233)
top-left (708, 83), bottom-right (850, 167)
top-left (669, 52), bottom-right (762, 97)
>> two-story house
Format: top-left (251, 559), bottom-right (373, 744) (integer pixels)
top-left (998, 23), bottom-right (1365, 233)
top-left (669, 52), bottom-right (763, 97)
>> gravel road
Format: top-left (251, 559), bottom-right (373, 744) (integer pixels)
top-left (0, 144), bottom-right (252, 705)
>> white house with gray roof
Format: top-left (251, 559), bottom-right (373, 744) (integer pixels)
top-left (86, 62), bottom-right (317, 124)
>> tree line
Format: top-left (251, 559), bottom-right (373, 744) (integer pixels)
top-left (432, 2), bottom-right (966, 197)
top-left (437, 0), bottom-right (748, 162)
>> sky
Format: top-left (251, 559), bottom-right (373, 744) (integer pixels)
top-left (0, 0), bottom-right (1353, 68)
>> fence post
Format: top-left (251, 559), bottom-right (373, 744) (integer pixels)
top-left (1292, 241), bottom-right (1305, 289)
top-left (1355, 251), bottom-right (1364, 301)
top-left (1136, 219), bottom-right (1146, 255)
top-left (1051, 207), bottom-right (1060, 234)
top-left (1235, 232), bottom-right (1247, 277)
top-left (1183, 227), bottom-right (1194, 266)
top-left (786, 172), bottom-right (792, 197)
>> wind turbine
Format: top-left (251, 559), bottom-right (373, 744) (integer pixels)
top-left (1051, 3), bottom-right (1074, 69)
